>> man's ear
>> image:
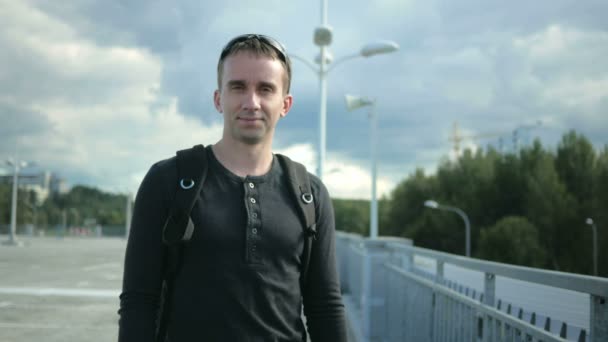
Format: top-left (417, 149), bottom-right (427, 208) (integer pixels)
top-left (213, 90), bottom-right (223, 113)
top-left (280, 94), bottom-right (293, 118)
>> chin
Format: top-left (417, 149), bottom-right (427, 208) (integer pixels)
top-left (236, 134), bottom-right (265, 145)
top-left (232, 128), bottom-right (267, 145)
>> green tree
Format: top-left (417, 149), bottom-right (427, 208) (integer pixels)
top-left (0, 184), bottom-right (35, 229)
top-left (413, 210), bottom-right (467, 255)
top-left (555, 131), bottom-right (596, 217)
top-left (39, 185), bottom-right (128, 228)
top-left (333, 198), bottom-right (369, 235)
top-left (435, 148), bottom-right (499, 253)
top-left (478, 216), bottom-right (546, 267)
top-left (524, 150), bottom-right (577, 271)
top-left (490, 153), bottom-right (525, 218)
top-left (383, 168), bottom-right (438, 238)
top-left (0, 183), bottom-right (10, 225)
top-left (377, 130), bottom-right (601, 275)
top-left (591, 146), bottom-right (608, 276)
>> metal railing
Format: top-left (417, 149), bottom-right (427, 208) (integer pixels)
top-left (337, 232), bottom-right (608, 342)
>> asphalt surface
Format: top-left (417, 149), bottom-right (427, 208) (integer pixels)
top-left (0, 236), bottom-right (125, 342)
top-left (0, 235), bottom-right (356, 342)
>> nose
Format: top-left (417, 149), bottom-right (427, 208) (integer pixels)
top-left (241, 90), bottom-right (261, 112)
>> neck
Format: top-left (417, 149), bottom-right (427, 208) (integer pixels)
top-left (212, 138), bottom-right (274, 177)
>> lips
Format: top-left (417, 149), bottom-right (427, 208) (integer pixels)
top-left (237, 116), bottom-right (263, 122)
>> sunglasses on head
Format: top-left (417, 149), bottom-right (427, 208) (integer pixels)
top-left (220, 34), bottom-right (289, 64)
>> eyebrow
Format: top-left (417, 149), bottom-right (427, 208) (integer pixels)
top-left (225, 80), bottom-right (278, 91)
top-left (226, 80), bottom-right (246, 88)
top-left (258, 81), bottom-right (277, 91)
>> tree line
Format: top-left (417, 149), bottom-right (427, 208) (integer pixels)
top-left (335, 130), bottom-right (607, 277)
top-left (0, 184), bottom-right (127, 231)
top-left (2, 130), bottom-right (605, 276)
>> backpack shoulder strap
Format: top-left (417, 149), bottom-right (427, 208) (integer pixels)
top-left (162, 144), bottom-right (208, 245)
top-left (156, 144), bottom-right (208, 342)
top-left (275, 154), bottom-right (317, 293)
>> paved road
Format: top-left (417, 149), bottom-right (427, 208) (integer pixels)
top-left (0, 236), bottom-right (125, 342)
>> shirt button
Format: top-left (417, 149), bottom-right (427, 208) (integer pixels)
top-left (250, 197), bottom-right (256, 204)
top-left (249, 182), bottom-right (255, 189)
top-left (252, 213), bottom-right (258, 219)
top-left (252, 228), bottom-right (258, 234)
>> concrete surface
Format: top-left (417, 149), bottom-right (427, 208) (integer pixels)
top-left (0, 236), bottom-right (125, 342)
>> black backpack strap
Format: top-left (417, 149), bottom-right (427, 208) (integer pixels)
top-left (156, 144), bottom-right (208, 342)
top-left (276, 154), bottom-right (317, 294)
top-left (162, 144), bottom-right (208, 245)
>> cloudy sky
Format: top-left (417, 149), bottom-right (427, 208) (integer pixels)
top-left (1, 0), bottom-right (607, 199)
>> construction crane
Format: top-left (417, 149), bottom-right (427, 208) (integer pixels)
top-left (448, 122), bottom-right (506, 157)
top-left (512, 120), bottom-right (543, 151)
top-left (449, 120), bottom-right (543, 156)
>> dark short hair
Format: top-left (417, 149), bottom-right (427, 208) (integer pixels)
top-left (217, 34), bottom-right (292, 94)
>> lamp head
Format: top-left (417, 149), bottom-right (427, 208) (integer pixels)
top-left (424, 200), bottom-right (439, 209)
top-left (314, 51), bottom-right (334, 65)
top-left (586, 218), bottom-right (594, 225)
top-left (360, 41), bottom-right (399, 57)
top-left (344, 94), bottom-right (374, 111)
top-left (314, 25), bottom-right (333, 46)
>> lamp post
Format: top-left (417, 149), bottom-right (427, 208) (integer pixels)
top-left (289, 2), bottom-right (398, 179)
top-left (424, 200), bottom-right (471, 257)
top-left (585, 218), bottom-right (598, 276)
top-left (4, 159), bottom-right (31, 246)
top-left (344, 95), bottom-right (378, 238)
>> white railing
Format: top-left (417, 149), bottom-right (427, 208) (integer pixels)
top-left (337, 232), bottom-right (608, 342)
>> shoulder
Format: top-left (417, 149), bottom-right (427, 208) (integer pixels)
top-left (136, 156), bottom-right (178, 204)
top-left (273, 153), bottom-right (330, 200)
top-left (307, 172), bottom-right (330, 201)
top-left (143, 145), bottom-right (212, 194)
top-left (146, 156), bottom-right (178, 183)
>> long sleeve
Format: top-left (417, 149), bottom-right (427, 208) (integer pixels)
top-left (118, 159), bottom-right (175, 342)
top-left (302, 176), bottom-right (347, 342)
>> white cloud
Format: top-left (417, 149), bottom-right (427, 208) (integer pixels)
top-left (0, 0), bottom-right (223, 194)
top-left (542, 78), bottom-right (608, 108)
top-left (274, 143), bottom-right (317, 171)
top-left (275, 143), bottom-right (396, 199)
top-left (431, 47), bottom-right (496, 108)
top-left (513, 25), bottom-right (608, 109)
top-left (2, 0), bottom-right (608, 201)
top-left (38, 98), bottom-right (223, 193)
top-left (515, 25), bottom-right (579, 59)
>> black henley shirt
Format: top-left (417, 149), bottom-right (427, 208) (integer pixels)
top-left (118, 146), bottom-right (346, 341)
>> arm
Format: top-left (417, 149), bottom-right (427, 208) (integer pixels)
top-left (302, 177), bottom-right (347, 342)
top-left (118, 160), bottom-right (174, 341)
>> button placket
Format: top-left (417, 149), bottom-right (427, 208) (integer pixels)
top-left (244, 179), bottom-right (261, 264)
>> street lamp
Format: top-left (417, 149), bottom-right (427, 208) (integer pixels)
top-left (585, 218), bottom-right (598, 276)
top-left (344, 94), bottom-right (378, 239)
top-left (424, 200), bottom-right (471, 257)
top-left (289, 11), bottom-right (398, 180)
top-left (4, 158), bottom-right (31, 246)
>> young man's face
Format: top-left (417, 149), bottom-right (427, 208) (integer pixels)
top-left (214, 51), bottom-right (293, 146)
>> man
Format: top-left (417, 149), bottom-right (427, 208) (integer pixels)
top-left (118, 34), bottom-right (347, 341)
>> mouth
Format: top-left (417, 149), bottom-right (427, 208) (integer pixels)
top-left (237, 116), bottom-right (264, 123)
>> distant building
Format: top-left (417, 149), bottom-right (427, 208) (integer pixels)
top-left (0, 171), bottom-right (69, 204)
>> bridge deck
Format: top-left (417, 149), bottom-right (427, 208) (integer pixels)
top-left (0, 236), bottom-right (123, 342)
